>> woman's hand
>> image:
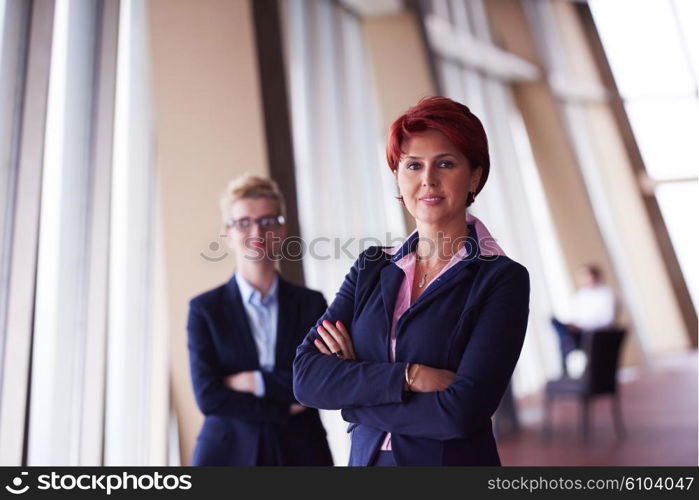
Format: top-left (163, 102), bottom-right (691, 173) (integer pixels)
top-left (224, 371), bottom-right (257, 394)
top-left (313, 319), bottom-right (356, 360)
top-left (406, 363), bottom-right (455, 393)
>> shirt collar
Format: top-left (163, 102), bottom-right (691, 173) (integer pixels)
top-left (382, 213), bottom-right (505, 263)
top-left (385, 223), bottom-right (479, 264)
top-left (235, 272), bottom-right (279, 307)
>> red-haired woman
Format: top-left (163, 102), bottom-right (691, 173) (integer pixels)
top-left (293, 96), bottom-right (530, 466)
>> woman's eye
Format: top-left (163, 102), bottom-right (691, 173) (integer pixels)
top-left (406, 162), bottom-right (421, 170)
top-left (438, 160), bottom-right (454, 168)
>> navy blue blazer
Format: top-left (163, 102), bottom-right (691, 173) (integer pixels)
top-left (187, 273), bottom-right (333, 466)
top-left (293, 225), bottom-right (530, 466)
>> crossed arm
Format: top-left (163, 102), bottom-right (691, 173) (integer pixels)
top-left (293, 254), bottom-right (530, 440)
top-left (187, 301), bottom-right (300, 423)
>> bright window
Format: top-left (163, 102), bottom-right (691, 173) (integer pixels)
top-left (590, 0), bottom-right (699, 308)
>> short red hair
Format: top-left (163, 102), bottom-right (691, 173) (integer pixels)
top-left (386, 96), bottom-right (490, 204)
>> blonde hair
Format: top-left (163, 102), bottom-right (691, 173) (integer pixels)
top-left (219, 173), bottom-right (286, 225)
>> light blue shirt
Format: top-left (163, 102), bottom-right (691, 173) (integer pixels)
top-left (235, 272), bottom-right (279, 397)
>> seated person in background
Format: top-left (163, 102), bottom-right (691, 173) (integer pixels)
top-left (551, 264), bottom-right (616, 377)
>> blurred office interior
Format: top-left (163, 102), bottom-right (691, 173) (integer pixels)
top-left (0, 0), bottom-right (696, 466)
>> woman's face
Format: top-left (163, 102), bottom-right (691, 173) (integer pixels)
top-left (395, 129), bottom-right (482, 228)
top-left (226, 197), bottom-right (287, 263)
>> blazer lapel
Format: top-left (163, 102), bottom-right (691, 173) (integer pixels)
top-left (224, 275), bottom-right (260, 369)
top-left (380, 228), bottom-right (419, 331)
top-left (274, 277), bottom-right (299, 368)
top-left (379, 264), bottom-right (406, 357)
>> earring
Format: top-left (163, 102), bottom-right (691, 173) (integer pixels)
top-left (395, 185), bottom-right (406, 207)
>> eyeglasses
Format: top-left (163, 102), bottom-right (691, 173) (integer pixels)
top-left (226, 214), bottom-right (286, 231)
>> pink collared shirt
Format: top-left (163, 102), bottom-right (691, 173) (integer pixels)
top-left (379, 214), bottom-right (505, 451)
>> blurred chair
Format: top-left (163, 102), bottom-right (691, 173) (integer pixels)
top-left (494, 381), bottom-right (520, 440)
top-left (542, 327), bottom-right (626, 442)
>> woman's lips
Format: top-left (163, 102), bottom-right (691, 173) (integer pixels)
top-left (419, 196), bottom-right (444, 206)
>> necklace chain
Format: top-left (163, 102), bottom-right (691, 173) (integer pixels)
top-left (415, 256), bottom-right (444, 288)
top-left (414, 234), bottom-right (467, 288)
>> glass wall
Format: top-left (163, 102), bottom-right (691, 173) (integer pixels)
top-left (0, 0), bottom-right (167, 466)
top-left (590, 0), bottom-right (699, 309)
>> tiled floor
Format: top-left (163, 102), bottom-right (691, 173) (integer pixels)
top-left (497, 351), bottom-right (698, 466)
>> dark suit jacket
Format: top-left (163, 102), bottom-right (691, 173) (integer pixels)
top-left (293, 224), bottom-right (530, 466)
top-left (187, 273), bottom-right (333, 466)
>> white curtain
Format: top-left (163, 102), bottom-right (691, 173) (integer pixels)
top-left (0, 0), bottom-right (168, 466)
top-left (284, 0), bottom-right (406, 465)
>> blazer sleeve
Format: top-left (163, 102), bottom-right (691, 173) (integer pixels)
top-left (260, 371), bottom-right (295, 405)
top-left (187, 300), bottom-right (289, 423)
top-left (261, 292), bottom-right (329, 404)
top-left (341, 262), bottom-right (530, 440)
top-left (293, 249), bottom-right (409, 410)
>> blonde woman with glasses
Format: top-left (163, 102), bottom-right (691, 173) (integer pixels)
top-left (187, 174), bottom-right (333, 466)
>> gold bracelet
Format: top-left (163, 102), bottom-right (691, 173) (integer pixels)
top-left (409, 364), bottom-right (419, 389)
top-left (405, 363), bottom-right (418, 391)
